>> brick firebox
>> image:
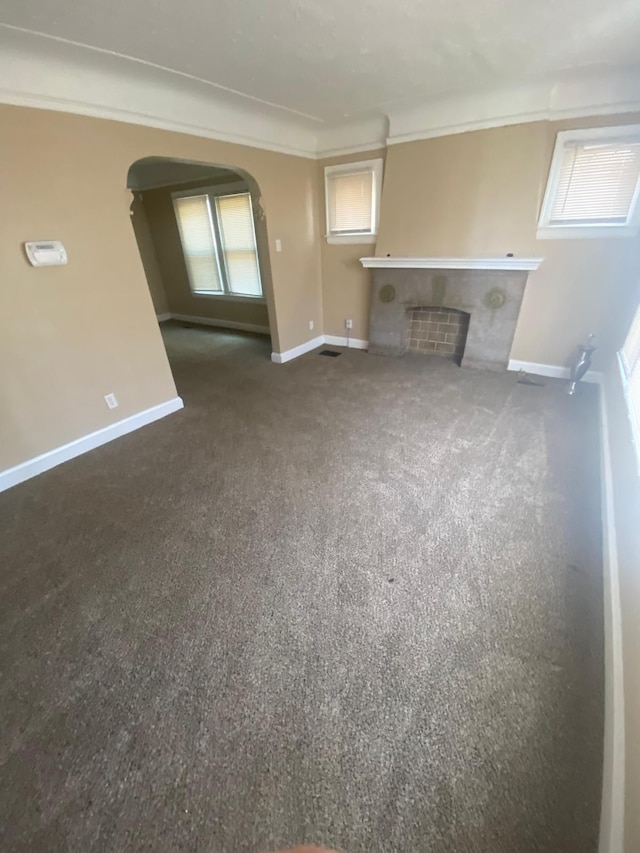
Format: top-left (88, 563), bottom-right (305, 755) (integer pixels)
top-left (407, 307), bottom-right (470, 363)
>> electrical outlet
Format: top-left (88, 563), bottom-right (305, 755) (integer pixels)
top-left (309, 320), bottom-right (314, 331)
top-left (345, 318), bottom-right (353, 330)
top-left (275, 239), bottom-right (282, 252)
top-left (104, 393), bottom-right (118, 410)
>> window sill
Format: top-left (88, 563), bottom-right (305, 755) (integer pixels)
top-left (326, 234), bottom-right (377, 245)
top-left (536, 224), bottom-right (639, 240)
top-left (192, 292), bottom-right (266, 304)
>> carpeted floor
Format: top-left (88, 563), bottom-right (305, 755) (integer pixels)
top-left (0, 322), bottom-right (603, 852)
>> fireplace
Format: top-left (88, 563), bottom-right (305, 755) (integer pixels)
top-left (360, 257), bottom-right (543, 371)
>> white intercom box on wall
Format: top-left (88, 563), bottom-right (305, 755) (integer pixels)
top-left (24, 241), bottom-right (68, 266)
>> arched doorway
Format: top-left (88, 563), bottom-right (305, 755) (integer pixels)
top-left (126, 156), bottom-right (277, 392)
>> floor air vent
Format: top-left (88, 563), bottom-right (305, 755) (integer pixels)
top-left (319, 350), bottom-right (341, 357)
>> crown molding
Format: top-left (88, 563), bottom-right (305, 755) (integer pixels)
top-left (2, 25), bottom-right (640, 160)
top-left (315, 140), bottom-right (387, 160)
top-left (314, 115), bottom-right (389, 160)
top-left (0, 26), bottom-right (320, 159)
top-left (0, 88), bottom-right (319, 159)
top-left (387, 72), bottom-right (640, 146)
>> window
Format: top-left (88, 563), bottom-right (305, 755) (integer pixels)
top-left (324, 158), bottom-right (383, 244)
top-left (538, 125), bottom-right (640, 239)
top-left (173, 195), bottom-right (223, 294)
top-left (620, 301), bottom-right (640, 459)
top-left (172, 189), bottom-right (262, 298)
top-left (215, 193), bottom-right (262, 297)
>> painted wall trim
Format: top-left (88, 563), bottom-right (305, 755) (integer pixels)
top-left (156, 312), bottom-right (172, 322)
top-left (360, 256), bottom-right (544, 271)
top-left (324, 335), bottom-right (369, 350)
top-left (0, 397), bottom-right (184, 494)
top-left (509, 361), bottom-right (625, 853)
top-left (597, 376), bottom-right (626, 853)
top-left (169, 313), bottom-right (270, 336)
top-left (507, 359), bottom-right (602, 384)
top-left (272, 349), bottom-right (603, 371)
top-left (271, 334), bottom-right (370, 363)
top-left (271, 335), bottom-right (324, 364)
top-left (327, 235), bottom-right (377, 245)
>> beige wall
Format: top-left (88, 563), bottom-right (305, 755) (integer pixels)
top-left (141, 181), bottom-right (270, 331)
top-left (318, 149), bottom-right (386, 341)
top-left (0, 104), bottom-right (323, 471)
top-left (130, 194), bottom-right (169, 315)
top-left (370, 116), bottom-right (640, 369)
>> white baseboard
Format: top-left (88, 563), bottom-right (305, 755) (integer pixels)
top-left (271, 335), bottom-right (325, 364)
top-left (271, 350), bottom-right (601, 373)
top-left (169, 313), bottom-right (270, 336)
top-left (272, 334), bottom-right (369, 363)
top-left (508, 358), bottom-right (602, 384)
top-left (156, 312), bottom-right (172, 322)
top-left (323, 335), bottom-right (369, 350)
top-left (496, 359), bottom-right (625, 850)
top-left (0, 397), bottom-right (184, 494)
top-left (598, 379), bottom-right (625, 853)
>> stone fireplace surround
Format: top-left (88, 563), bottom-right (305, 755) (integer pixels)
top-left (360, 257), bottom-right (543, 372)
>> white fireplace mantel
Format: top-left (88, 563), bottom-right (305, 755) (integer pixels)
top-left (359, 256), bottom-right (543, 271)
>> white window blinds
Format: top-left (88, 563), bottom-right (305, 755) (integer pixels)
top-left (327, 169), bottom-right (374, 235)
top-left (550, 140), bottom-right (640, 225)
top-left (173, 190), bottom-right (263, 299)
top-left (173, 195), bottom-right (222, 293)
top-left (215, 193), bottom-right (262, 297)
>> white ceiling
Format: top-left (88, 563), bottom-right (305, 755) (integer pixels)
top-left (1, 1), bottom-right (640, 156)
top-left (3, 0), bottom-right (640, 122)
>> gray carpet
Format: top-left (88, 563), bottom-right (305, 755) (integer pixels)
top-left (0, 322), bottom-right (603, 852)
